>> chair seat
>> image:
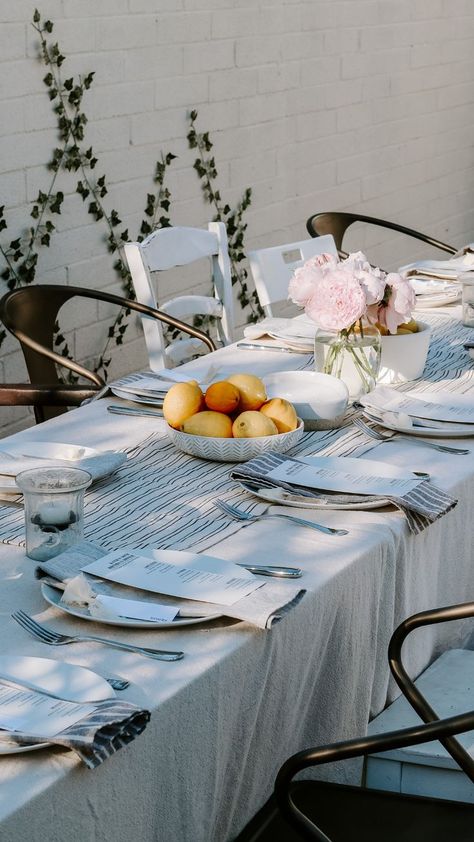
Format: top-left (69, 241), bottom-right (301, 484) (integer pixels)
top-left (366, 650), bottom-right (474, 802)
top-left (236, 780), bottom-right (474, 842)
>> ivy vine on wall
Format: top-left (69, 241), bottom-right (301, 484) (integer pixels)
top-left (0, 10), bottom-right (261, 383)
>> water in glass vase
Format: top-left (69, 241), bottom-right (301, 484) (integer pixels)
top-left (314, 320), bottom-right (381, 401)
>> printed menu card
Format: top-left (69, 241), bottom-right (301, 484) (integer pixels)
top-left (82, 548), bottom-right (263, 606)
top-left (0, 685), bottom-right (94, 737)
top-left (267, 455), bottom-right (423, 497)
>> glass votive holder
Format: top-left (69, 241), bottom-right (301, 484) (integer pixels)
top-left (459, 272), bottom-right (474, 328)
top-left (15, 467), bottom-right (92, 561)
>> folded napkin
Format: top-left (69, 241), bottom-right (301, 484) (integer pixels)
top-left (230, 452), bottom-right (457, 535)
top-left (0, 451), bottom-right (126, 484)
top-left (36, 541), bottom-right (306, 630)
top-left (0, 699), bottom-right (150, 768)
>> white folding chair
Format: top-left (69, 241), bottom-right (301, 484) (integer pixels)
top-left (125, 222), bottom-right (233, 370)
top-left (248, 234), bottom-right (338, 317)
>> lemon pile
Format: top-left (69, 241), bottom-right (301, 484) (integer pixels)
top-left (376, 319), bottom-right (419, 336)
top-left (163, 374), bottom-right (298, 439)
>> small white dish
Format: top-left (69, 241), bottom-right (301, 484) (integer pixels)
top-left (414, 290), bottom-right (461, 309)
top-left (166, 419), bottom-right (304, 462)
top-left (237, 480), bottom-right (389, 510)
top-left (0, 656), bottom-right (115, 755)
top-left (111, 388), bottom-right (165, 405)
top-left (41, 583), bottom-right (222, 629)
top-left (362, 410), bottom-right (474, 438)
top-left (263, 371), bottom-right (349, 429)
top-left (1, 442), bottom-right (96, 462)
top-left (0, 442), bottom-right (126, 484)
top-left (378, 321), bottom-right (431, 384)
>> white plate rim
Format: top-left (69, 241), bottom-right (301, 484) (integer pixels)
top-left (414, 292), bottom-right (461, 309)
top-left (267, 332), bottom-right (314, 351)
top-left (40, 583), bottom-right (222, 629)
top-left (362, 411), bottom-right (474, 439)
top-left (111, 388), bottom-right (164, 406)
top-left (236, 480), bottom-right (390, 511)
top-left (0, 655), bottom-right (115, 756)
top-left (0, 441), bottom-right (99, 462)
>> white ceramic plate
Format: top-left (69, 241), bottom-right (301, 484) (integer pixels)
top-left (41, 583), bottom-right (222, 629)
top-left (236, 479), bottom-right (389, 510)
top-left (362, 410), bottom-right (474, 439)
top-left (0, 442), bottom-right (97, 461)
top-left (415, 291), bottom-right (461, 309)
top-left (267, 334), bottom-right (314, 352)
top-left (111, 388), bottom-right (164, 406)
top-left (0, 655), bottom-right (115, 755)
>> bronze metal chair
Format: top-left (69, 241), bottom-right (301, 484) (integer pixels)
top-left (237, 602), bottom-right (474, 841)
top-left (306, 212), bottom-right (457, 261)
top-left (0, 285), bottom-right (215, 424)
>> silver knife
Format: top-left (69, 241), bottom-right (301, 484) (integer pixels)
top-left (236, 563), bottom-right (302, 578)
top-left (237, 342), bottom-right (312, 354)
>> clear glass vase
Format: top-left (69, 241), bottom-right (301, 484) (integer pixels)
top-left (314, 320), bottom-right (381, 401)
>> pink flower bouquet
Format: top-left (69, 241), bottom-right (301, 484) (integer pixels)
top-left (288, 251), bottom-right (416, 398)
top-left (288, 251), bottom-right (415, 334)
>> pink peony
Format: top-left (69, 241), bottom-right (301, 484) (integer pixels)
top-left (287, 253), bottom-right (338, 306)
top-left (342, 251), bottom-right (386, 305)
top-left (377, 272), bottom-right (416, 334)
top-left (304, 268), bottom-right (367, 331)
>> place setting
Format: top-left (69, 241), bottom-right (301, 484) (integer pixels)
top-left (0, 651), bottom-right (151, 765)
top-left (356, 385), bottom-right (474, 442)
top-left (229, 448), bottom-right (457, 535)
top-left (0, 440), bottom-right (127, 507)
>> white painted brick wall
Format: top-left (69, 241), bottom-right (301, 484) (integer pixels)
top-left (1, 0), bottom-right (474, 437)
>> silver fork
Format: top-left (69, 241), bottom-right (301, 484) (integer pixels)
top-left (353, 418), bottom-right (470, 455)
top-left (106, 677), bottom-right (130, 691)
top-left (11, 611), bottom-right (184, 662)
top-left (214, 500), bottom-right (348, 536)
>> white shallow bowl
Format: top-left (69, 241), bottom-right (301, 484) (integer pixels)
top-left (379, 321), bottom-right (431, 384)
top-left (263, 371), bottom-right (349, 430)
top-left (166, 419), bottom-right (304, 462)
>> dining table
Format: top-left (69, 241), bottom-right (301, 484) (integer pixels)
top-left (0, 304), bottom-right (474, 842)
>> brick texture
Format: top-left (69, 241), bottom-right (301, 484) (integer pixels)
top-left (1, 0), bottom-right (474, 435)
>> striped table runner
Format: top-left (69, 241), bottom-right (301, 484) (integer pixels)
top-left (0, 311), bottom-right (469, 553)
top-left (0, 424), bottom-right (378, 554)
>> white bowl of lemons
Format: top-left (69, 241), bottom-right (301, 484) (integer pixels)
top-left (163, 373), bottom-right (304, 462)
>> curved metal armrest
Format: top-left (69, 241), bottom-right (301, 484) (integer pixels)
top-left (11, 294), bottom-right (216, 387)
top-left (306, 212), bottom-right (457, 256)
top-left (388, 601), bottom-right (474, 781)
top-left (275, 710), bottom-right (474, 842)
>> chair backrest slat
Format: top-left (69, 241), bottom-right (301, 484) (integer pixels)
top-left (248, 234), bottom-right (338, 316)
top-left (125, 222), bottom-right (234, 370)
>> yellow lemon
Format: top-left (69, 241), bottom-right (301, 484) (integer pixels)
top-left (259, 398), bottom-right (298, 433)
top-left (232, 411), bottom-right (278, 438)
top-left (163, 381), bottom-right (203, 430)
top-left (397, 319), bottom-right (418, 333)
top-left (204, 381), bottom-right (240, 414)
top-left (227, 373), bottom-right (267, 411)
top-left (182, 411), bottom-right (233, 438)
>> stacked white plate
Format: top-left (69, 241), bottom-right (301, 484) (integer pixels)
top-left (359, 386), bottom-right (474, 438)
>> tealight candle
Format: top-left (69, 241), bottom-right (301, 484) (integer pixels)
top-left (15, 467), bottom-right (92, 561)
top-left (36, 500), bottom-right (72, 525)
